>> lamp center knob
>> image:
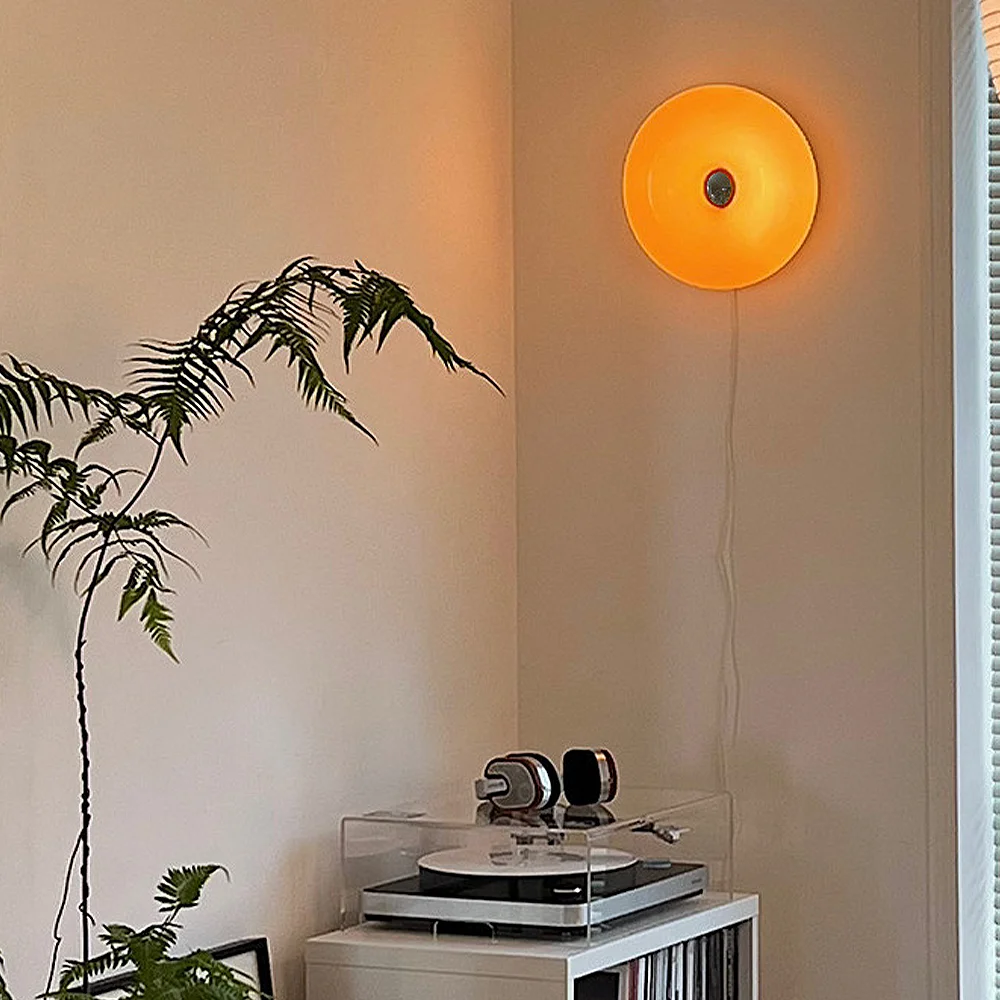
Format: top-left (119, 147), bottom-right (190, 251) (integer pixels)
top-left (704, 168), bottom-right (735, 208)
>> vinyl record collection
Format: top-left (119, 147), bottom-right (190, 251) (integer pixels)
top-left (576, 924), bottom-right (741, 1000)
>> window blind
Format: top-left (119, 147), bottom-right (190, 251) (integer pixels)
top-left (989, 81), bottom-right (1000, 994)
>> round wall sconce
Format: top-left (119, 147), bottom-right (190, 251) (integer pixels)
top-left (622, 84), bottom-right (818, 290)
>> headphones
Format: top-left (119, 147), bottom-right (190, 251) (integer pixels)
top-left (474, 752), bottom-right (562, 811)
top-left (474, 748), bottom-right (618, 811)
top-left (562, 747), bottom-right (618, 808)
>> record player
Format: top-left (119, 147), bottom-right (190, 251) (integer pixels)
top-left (341, 786), bottom-right (732, 938)
top-left (360, 836), bottom-right (708, 932)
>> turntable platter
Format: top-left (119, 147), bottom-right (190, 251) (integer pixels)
top-left (418, 845), bottom-right (637, 878)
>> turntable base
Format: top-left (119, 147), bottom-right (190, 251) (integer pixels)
top-left (361, 858), bottom-right (708, 932)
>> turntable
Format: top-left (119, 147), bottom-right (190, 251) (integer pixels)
top-left (361, 841), bottom-right (708, 932)
top-left (342, 789), bottom-right (730, 937)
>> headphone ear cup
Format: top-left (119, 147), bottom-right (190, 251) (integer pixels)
top-left (604, 748), bottom-right (619, 801)
top-left (504, 754), bottom-right (551, 810)
top-left (517, 751), bottom-right (562, 810)
top-left (480, 756), bottom-right (540, 810)
top-left (562, 748), bottom-right (618, 806)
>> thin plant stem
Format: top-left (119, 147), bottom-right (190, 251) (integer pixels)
top-left (44, 830), bottom-right (82, 997)
top-left (51, 434), bottom-right (170, 989)
top-left (71, 539), bottom-right (109, 990)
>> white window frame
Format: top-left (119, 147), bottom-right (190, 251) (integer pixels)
top-left (954, 1), bottom-right (994, 996)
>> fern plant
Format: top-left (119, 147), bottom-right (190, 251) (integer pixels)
top-left (0, 258), bottom-right (498, 998)
top-left (1, 867), bottom-right (262, 1000)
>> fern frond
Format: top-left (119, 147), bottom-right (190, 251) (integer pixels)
top-left (107, 920), bottom-right (178, 955)
top-left (139, 590), bottom-right (178, 661)
top-left (76, 475), bottom-right (117, 511)
top-left (74, 413), bottom-right (118, 456)
top-left (121, 257), bottom-right (498, 458)
top-left (27, 513), bottom-right (100, 559)
top-left (153, 866), bottom-right (227, 912)
top-left (0, 382), bottom-right (27, 435)
top-left (87, 550), bottom-right (131, 592)
top-left (0, 356), bottom-right (130, 435)
top-left (118, 560), bottom-right (154, 620)
top-left (13, 438), bottom-right (52, 471)
top-left (0, 479), bottom-right (47, 522)
top-left (39, 497), bottom-right (72, 558)
top-left (57, 946), bottom-right (129, 991)
top-left (117, 510), bottom-right (206, 544)
top-left (70, 541), bottom-right (117, 596)
top-left (302, 260), bottom-right (503, 392)
top-left (259, 319), bottom-right (373, 440)
top-left (126, 338), bottom-right (241, 460)
top-left (48, 527), bottom-right (104, 584)
top-left (114, 536), bottom-right (172, 580)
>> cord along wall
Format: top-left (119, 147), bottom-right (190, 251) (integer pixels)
top-left (512, 2), bottom-right (955, 1000)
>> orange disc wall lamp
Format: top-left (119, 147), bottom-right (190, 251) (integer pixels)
top-left (622, 84), bottom-right (818, 290)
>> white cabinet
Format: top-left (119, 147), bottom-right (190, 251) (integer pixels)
top-left (305, 892), bottom-right (758, 1000)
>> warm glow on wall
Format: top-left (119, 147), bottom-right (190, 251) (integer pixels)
top-left (622, 84), bottom-right (818, 290)
top-left (983, 1), bottom-right (1000, 87)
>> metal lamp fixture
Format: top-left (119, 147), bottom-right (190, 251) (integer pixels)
top-left (622, 84), bottom-right (819, 290)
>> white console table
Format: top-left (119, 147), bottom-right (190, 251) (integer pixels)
top-left (305, 891), bottom-right (758, 1000)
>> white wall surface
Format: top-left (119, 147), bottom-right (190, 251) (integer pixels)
top-left (512, 2), bottom-right (956, 999)
top-left (0, 3), bottom-right (515, 999)
top-left (0, 2), bottom-right (964, 998)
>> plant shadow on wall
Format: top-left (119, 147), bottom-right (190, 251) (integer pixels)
top-left (0, 258), bottom-right (499, 1000)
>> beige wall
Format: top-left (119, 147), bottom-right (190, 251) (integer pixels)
top-left (513, 1), bottom-right (954, 999)
top-left (0, 2), bottom-right (962, 998)
top-left (0, 3), bottom-right (515, 999)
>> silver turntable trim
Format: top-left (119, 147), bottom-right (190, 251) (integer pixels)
top-left (360, 865), bottom-right (708, 929)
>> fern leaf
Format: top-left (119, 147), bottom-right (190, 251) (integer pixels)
top-left (40, 497), bottom-right (73, 558)
top-left (0, 356), bottom-right (127, 434)
top-left (48, 528), bottom-right (103, 584)
top-left (88, 550), bottom-right (130, 591)
top-left (123, 920), bottom-right (178, 954)
top-left (118, 560), bottom-right (154, 620)
top-left (70, 541), bottom-right (116, 595)
top-left (116, 258), bottom-right (498, 460)
top-left (17, 438), bottom-right (52, 469)
top-left (0, 383), bottom-right (27, 435)
top-left (153, 866), bottom-right (227, 912)
top-left (122, 509), bottom-right (206, 542)
top-left (75, 413), bottom-right (118, 456)
top-left (139, 591), bottom-right (178, 661)
top-left (111, 514), bottom-right (201, 581)
top-left (119, 587), bottom-right (146, 620)
top-left (299, 260), bottom-right (502, 390)
top-left (0, 435), bottom-right (15, 478)
top-left (126, 337), bottom-right (242, 459)
top-left (8, 373), bottom-right (39, 428)
top-left (0, 479), bottom-right (47, 522)
top-left (98, 924), bottom-right (137, 947)
top-left (57, 947), bottom-right (128, 990)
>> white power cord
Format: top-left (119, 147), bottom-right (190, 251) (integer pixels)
top-left (716, 289), bottom-right (742, 792)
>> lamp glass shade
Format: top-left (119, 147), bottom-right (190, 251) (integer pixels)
top-left (623, 84), bottom-right (819, 290)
